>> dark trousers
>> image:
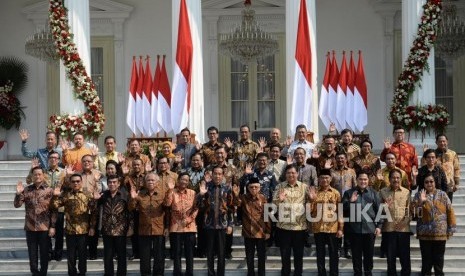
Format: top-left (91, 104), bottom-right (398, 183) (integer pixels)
top-left (276, 228), bottom-right (306, 276)
top-left (447, 192), bottom-right (453, 203)
top-left (205, 229), bottom-right (226, 276)
top-left (314, 232), bottom-right (339, 276)
top-left (131, 211), bottom-right (140, 257)
top-left (384, 232), bottom-right (411, 276)
top-left (225, 232), bottom-right (233, 255)
top-left (66, 234), bottom-right (87, 276)
top-left (139, 235), bottom-right (165, 276)
top-left (87, 229), bottom-right (99, 258)
top-left (244, 237), bottom-right (266, 276)
top-left (102, 235), bottom-right (127, 276)
top-left (348, 233), bottom-right (375, 276)
top-left (195, 214), bottom-right (206, 256)
top-left (172, 232), bottom-right (195, 276)
top-left (53, 212), bottom-right (65, 258)
top-left (338, 236), bottom-right (350, 253)
top-left (419, 240), bottom-right (446, 276)
top-left (26, 231), bottom-right (50, 276)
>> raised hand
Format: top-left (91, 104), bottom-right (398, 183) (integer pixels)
top-left (167, 179), bottom-right (176, 190)
top-left (324, 159), bottom-right (332, 169)
top-left (117, 152), bottom-right (126, 164)
top-left (89, 144), bottom-right (99, 156)
top-left (224, 137), bottom-right (233, 149)
top-left (60, 139), bottom-right (69, 151)
top-left (130, 189), bottom-right (138, 199)
top-left (199, 181), bottom-right (208, 196)
top-left (350, 191), bottom-right (359, 202)
top-left (411, 166), bottom-right (418, 178)
top-left (308, 186), bottom-right (317, 201)
top-left (16, 181), bottom-right (24, 195)
top-left (383, 138), bottom-right (391, 149)
top-left (145, 161), bottom-right (153, 172)
top-left (174, 153), bottom-right (183, 164)
top-left (122, 164), bottom-right (130, 175)
top-left (278, 188), bottom-right (287, 201)
top-left (329, 122), bottom-right (336, 133)
top-left (19, 129), bottom-right (29, 141)
top-left (53, 186), bottom-right (61, 196)
top-left (419, 189), bottom-right (427, 203)
top-left (384, 196), bottom-right (393, 207)
top-left (93, 171), bottom-right (102, 182)
top-left (31, 157), bottom-right (39, 168)
top-left (149, 145), bottom-right (156, 158)
top-left (312, 148), bottom-right (320, 159)
top-left (232, 184), bottom-right (240, 197)
top-left (258, 137), bottom-right (267, 149)
top-left (423, 144), bottom-right (429, 153)
top-left (93, 189), bottom-right (101, 200)
top-left (65, 165), bottom-right (75, 175)
top-left (245, 163), bottom-right (253, 174)
top-left (195, 140), bottom-right (202, 151)
top-left (204, 171), bottom-right (212, 183)
top-left (376, 169), bottom-right (384, 181)
top-left (286, 154), bottom-right (293, 165)
top-left (285, 135), bottom-right (293, 147)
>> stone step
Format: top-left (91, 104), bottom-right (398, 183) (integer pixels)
top-left (2, 241), bottom-right (465, 260)
top-left (1, 232), bottom-right (465, 249)
top-left (0, 177), bottom-right (27, 188)
top-left (0, 161), bottom-right (30, 171)
top-left (1, 256), bottom-right (465, 273)
top-left (0, 169), bottom-right (30, 177)
top-left (0, 200), bottom-right (13, 209)
top-left (0, 192), bottom-right (18, 201)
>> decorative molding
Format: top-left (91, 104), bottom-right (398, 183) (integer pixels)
top-left (218, 14), bottom-right (285, 33)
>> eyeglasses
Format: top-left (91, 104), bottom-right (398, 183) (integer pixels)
top-left (249, 186), bottom-right (260, 189)
top-left (82, 160), bottom-right (93, 163)
top-left (49, 157), bottom-right (59, 160)
top-left (71, 180), bottom-right (81, 183)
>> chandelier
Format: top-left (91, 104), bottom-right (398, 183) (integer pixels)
top-left (25, 28), bottom-right (59, 62)
top-left (219, 0), bottom-right (279, 64)
top-left (435, 0), bottom-right (465, 60)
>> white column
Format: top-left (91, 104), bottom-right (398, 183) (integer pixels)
top-left (402, 0), bottom-right (435, 145)
top-left (172, 0), bottom-right (205, 142)
top-left (382, 12), bottom-right (396, 144)
top-left (285, 0), bottom-right (318, 139)
top-left (204, 16), bottom-right (220, 139)
top-left (59, 0), bottom-right (89, 115)
top-left (402, 0), bottom-right (435, 105)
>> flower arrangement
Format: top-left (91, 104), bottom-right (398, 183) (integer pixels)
top-left (0, 57), bottom-right (28, 130)
top-left (389, 0), bottom-right (449, 137)
top-left (48, 0), bottom-right (105, 140)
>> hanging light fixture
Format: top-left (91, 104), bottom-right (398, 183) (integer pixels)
top-left (436, 0), bottom-right (465, 60)
top-left (219, 0), bottom-right (279, 64)
top-left (25, 27), bottom-right (59, 63)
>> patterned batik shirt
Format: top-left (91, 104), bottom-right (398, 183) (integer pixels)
top-left (98, 189), bottom-right (131, 236)
top-left (434, 149), bottom-right (460, 192)
top-left (129, 187), bottom-right (168, 236)
top-left (273, 181), bottom-right (309, 231)
top-left (124, 173), bottom-right (145, 192)
top-left (380, 142), bottom-right (418, 188)
top-left (197, 182), bottom-right (233, 230)
top-left (181, 167), bottom-right (206, 192)
top-left (233, 193), bottom-right (270, 239)
top-left (330, 166), bottom-right (356, 197)
top-left (374, 166), bottom-right (409, 191)
top-left (416, 165), bottom-right (448, 192)
top-left (164, 188), bottom-right (198, 233)
top-left (310, 186), bottom-right (343, 234)
top-left (206, 163), bottom-right (241, 186)
top-left (200, 141), bottom-right (226, 167)
top-left (352, 153), bottom-right (381, 186)
top-left (340, 142), bottom-right (360, 166)
top-left (229, 139), bottom-right (260, 171)
top-left (240, 169), bottom-right (278, 202)
top-left (14, 183), bottom-right (56, 231)
top-left (379, 185), bottom-right (411, 233)
top-left (52, 189), bottom-right (97, 235)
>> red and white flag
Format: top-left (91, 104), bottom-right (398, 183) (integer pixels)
top-left (354, 51), bottom-right (368, 132)
top-left (346, 51), bottom-right (356, 131)
top-left (157, 56), bottom-right (172, 133)
top-left (319, 52), bottom-right (331, 131)
top-left (151, 56), bottom-right (161, 134)
top-left (328, 51), bottom-right (340, 130)
top-left (126, 57), bottom-right (138, 135)
top-left (171, 0), bottom-right (193, 134)
top-left (135, 57), bottom-right (145, 135)
top-left (142, 57), bottom-right (153, 136)
top-left (336, 51), bottom-right (348, 130)
top-left (290, 0), bottom-right (313, 132)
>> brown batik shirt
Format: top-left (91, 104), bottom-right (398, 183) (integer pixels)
top-left (98, 189), bottom-right (132, 236)
top-left (233, 193), bottom-right (270, 239)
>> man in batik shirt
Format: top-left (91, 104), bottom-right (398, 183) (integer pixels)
top-left (199, 126), bottom-right (227, 167)
top-left (352, 139), bottom-right (381, 186)
top-left (225, 125), bottom-right (259, 171)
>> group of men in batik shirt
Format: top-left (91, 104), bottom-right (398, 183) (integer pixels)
top-left (15, 123), bottom-right (459, 276)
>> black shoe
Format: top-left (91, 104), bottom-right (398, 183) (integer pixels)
top-left (55, 255), bottom-right (63, 262)
top-left (89, 256), bottom-right (97, 260)
top-left (344, 251), bottom-right (352, 259)
top-left (379, 252), bottom-right (385, 258)
top-left (128, 255), bottom-right (139, 260)
top-left (225, 253), bottom-right (232, 259)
